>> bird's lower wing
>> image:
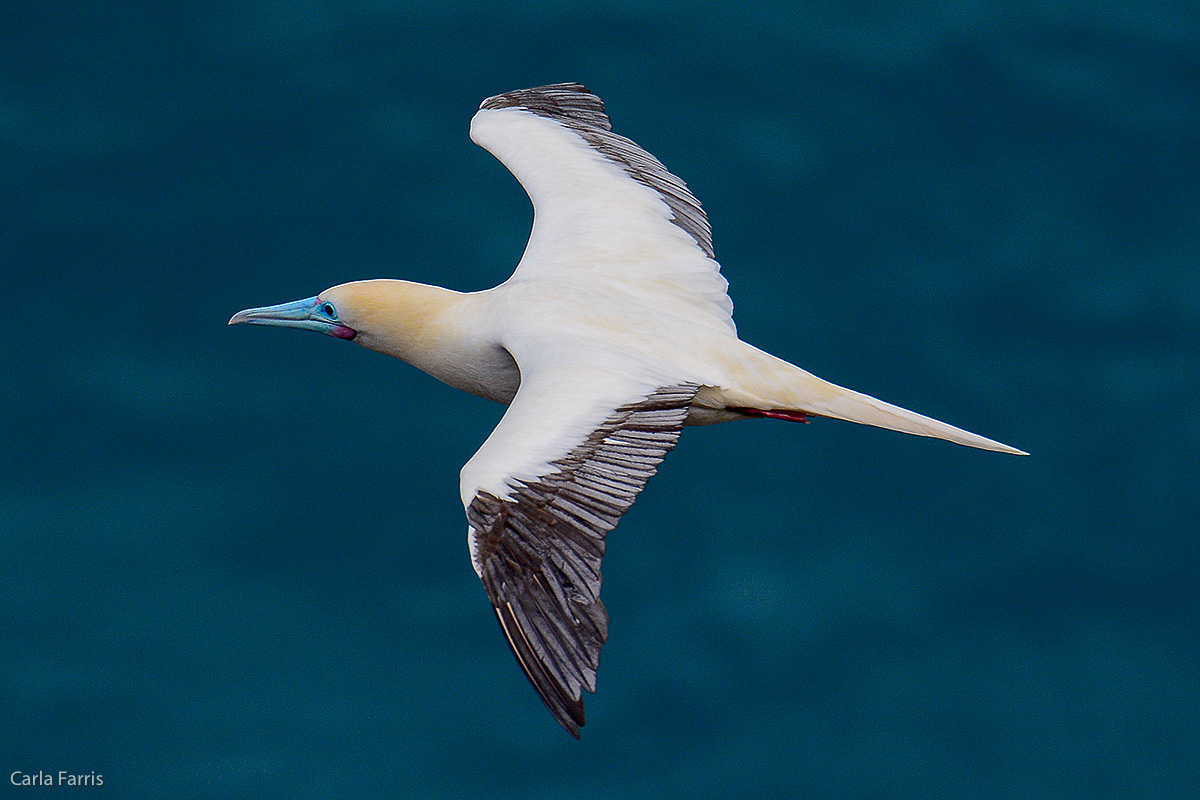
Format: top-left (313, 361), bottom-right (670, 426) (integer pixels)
top-left (461, 370), bottom-right (699, 737)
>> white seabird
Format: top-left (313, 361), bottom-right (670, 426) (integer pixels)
top-left (230, 83), bottom-right (1026, 737)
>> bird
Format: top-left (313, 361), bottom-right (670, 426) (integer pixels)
top-left (230, 83), bottom-right (1026, 738)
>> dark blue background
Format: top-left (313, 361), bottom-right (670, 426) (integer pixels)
top-left (3, 2), bottom-right (1197, 797)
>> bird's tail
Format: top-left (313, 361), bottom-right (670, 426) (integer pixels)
top-left (726, 345), bottom-right (1027, 455)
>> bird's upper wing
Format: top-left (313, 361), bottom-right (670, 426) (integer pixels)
top-left (470, 83), bottom-right (735, 336)
top-left (460, 362), bottom-right (699, 737)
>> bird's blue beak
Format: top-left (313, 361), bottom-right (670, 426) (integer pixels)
top-left (228, 296), bottom-right (356, 340)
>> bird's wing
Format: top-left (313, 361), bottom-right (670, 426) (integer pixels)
top-left (470, 83), bottom-right (735, 336)
top-left (460, 364), bottom-right (699, 737)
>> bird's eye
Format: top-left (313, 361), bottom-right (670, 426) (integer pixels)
top-left (322, 303), bottom-right (337, 318)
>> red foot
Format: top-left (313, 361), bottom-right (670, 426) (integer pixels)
top-left (731, 407), bottom-right (811, 423)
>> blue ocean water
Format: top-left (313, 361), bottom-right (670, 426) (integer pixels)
top-left (3, 2), bottom-right (1198, 797)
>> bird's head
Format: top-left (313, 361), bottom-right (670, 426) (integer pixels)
top-left (229, 279), bottom-right (465, 367)
top-left (227, 286), bottom-right (363, 341)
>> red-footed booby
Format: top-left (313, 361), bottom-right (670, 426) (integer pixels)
top-left (231, 83), bottom-right (1026, 738)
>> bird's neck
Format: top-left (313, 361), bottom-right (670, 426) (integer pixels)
top-left (340, 279), bottom-right (519, 402)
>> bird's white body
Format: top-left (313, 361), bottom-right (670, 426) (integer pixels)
top-left (232, 84), bottom-right (1024, 737)
top-left (338, 276), bottom-right (1020, 503)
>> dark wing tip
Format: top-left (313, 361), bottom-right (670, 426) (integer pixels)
top-left (479, 83), bottom-right (611, 132)
top-left (494, 604), bottom-right (586, 738)
top-left (480, 82), bottom-right (592, 107)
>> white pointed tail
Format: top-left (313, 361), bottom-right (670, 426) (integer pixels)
top-left (804, 380), bottom-right (1027, 454)
top-left (732, 346), bottom-right (1028, 455)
